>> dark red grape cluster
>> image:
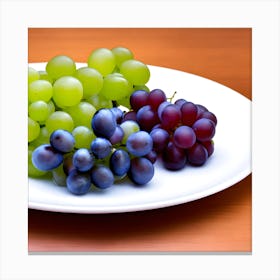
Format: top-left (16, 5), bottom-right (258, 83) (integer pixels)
top-left (124, 89), bottom-right (217, 170)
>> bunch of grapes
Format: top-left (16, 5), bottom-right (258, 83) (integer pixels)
top-left (32, 108), bottom-right (155, 195)
top-left (126, 89), bottom-right (217, 170)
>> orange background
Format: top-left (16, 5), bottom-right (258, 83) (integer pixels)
top-left (28, 28), bottom-right (252, 252)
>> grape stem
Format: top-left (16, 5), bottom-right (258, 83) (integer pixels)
top-left (167, 91), bottom-right (177, 102)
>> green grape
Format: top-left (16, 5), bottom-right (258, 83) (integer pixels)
top-left (133, 84), bottom-right (150, 92)
top-left (111, 47), bottom-right (134, 68)
top-left (53, 76), bottom-right (83, 108)
top-left (38, 70), bottom-right (54, 83)
top-left (72, 126), bottom-right (96, 149)
top-left (66, 101), bottom-right (96, 128)
top-left (28, 117), bottom-right (40, 142)
top-left (28, 67), bottom-right (40, 84)
top-left (47, 100), bottom-right (55, 115)
top-left (120, 120), bottom-right (140, 144)
top-left (75, 67), bottom-right (103, 99)
top-left (30, 126), bottom-right (49, 147)
top-left (120, 59), bottom-right (150, 85)
top-left (117, 96), bottom-right (131, 109)
top-left (87, 94), bottom-right (113, 110)
top-left (46, 55), bottom-right (76, 80)
top-left (88, 48), bottom-right (116, 76)
top-left (52, 163), bottom-right (67, 186)
top-left (28, 101), bottom-right (49, 122)
top-left (45, 111), bottom-right (74, 134)
top-left (28, 80), bottom-right (53, 103)
top-left (99, 73), bottom-right (133, 101)
top-left (28, 147), bottom-right (47, 177)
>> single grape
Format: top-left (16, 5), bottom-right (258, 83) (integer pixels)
top-left (66, 169), bottom-right (92, 195)
top-left (32, 144), bottom-right (64, 171)
top-left (157, 101), bottom-right (171, 120)
top-left (130, 90), bottom-right (149, 112)
top-left (87, 94), bottom-right (113, 110)
top-left (110, 149), bottom-right (130, 176)
top-left (111, 46), bottom-right (134, 67)
top-left (100, 73), bottom-right (133, 101)
top-left (122, 111), bottom-right (137, 122)
top-left (28, 117), bottom-right (40, 142)
top-left (199, 111), bottom-right (217, 126)
top-left (45, 111), bottom-right (74, 135)
top-left (196, 104), bottom-right (208, 119)
top-left (91, 108), bottom-right (117, 139)
top-left (187, 142), bottom-right (208, 166)
top-left (50, 129), bottom-right (75, 153)
top-left (126, 131), bottom-right (153, 157)
top-left (200, 140), bottom-right (214, 157)
top-left (91, 165), bottom-right (114, 189)
top-left (28, 101), bottom-right (49, 123)
top-left (109, 125), bottom-right (124, 145)
top-left (162, 142), bottom-right (186, 170)
top-left (88, 48), bottom-right (116, 76)
top-left (128, 157), bottom-right (154, 185)
top-left (120, 59), bottom-right (150, 85)
top-left (90, 137), bottom-right (112, 159)
top-left (63, 154), bottom-right (75, 175)
top-left (28, 80), bottom-right (53, 103)
top-left (144, 150), bottom-right (157, 164)
top-left (160, 104), bottom-right (181, 130)
top-left (136, 105), bottom-right (159, 132)
top-left (28, 67), bottom-right (40, 84)
top-left (46, 55), bottom-right (76, 80)
top-left (52, 76), bottom-right (83, 108)
top-left (147, 89), bottom-right (167, 111)
top-left (28, 147), bottom-right (47, 177)
top-left (72, 148), bottom-right (94, 172)
top-left (174, 98), bottom-right (187, 109)
top-left (110, 107), bottom-right (124, 124)
top-left (150, 128), bottom-right (169, 153)
top-left (52, 163), bottom-right (67, 186)
top-left (192, 118), bottom-right (216, 142)
top-left (66, 101), bottom-right (96, 128)
top-left (173, 126), bottom-right (196, 149)
top-left (75, 67), bottom-right (103, 99)
top-left (119, 120), bottom-right (140, 144)
top-left (72, 126), bottom-right (96, 149)
top-left (38, 70), bottom-right (53, 83)
top-left (181, 101), bottom-right (198, 126)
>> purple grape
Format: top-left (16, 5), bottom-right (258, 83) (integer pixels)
top-left (128, 157), bottom-right (154, 185)
top-left (174, 98), bottom-right (187, 109)
top-left (122, 111), bottom-right (137, 122)
top-left (157, 101), bottom-right (171, 119)
top-left (90, 137), bottom-right (112, 159)
top-left (110, 149), bottom-right (130, 176)
top-left (162, 141), bottom-right (186, 170)
top-left (72, 148), bottom-right (94, 172)
top-left (200, 140), bottom-right (214, 157)
top-left (110, 107), bottom-right (124, 124)
top-left (130, 90), bottom-right (149, 112)
top-left (147, 89), bottom-right (167, 110)
top-left (196, 104), bottom-right (208, 119)
top-left (109, 125), bottom-right (124, 145)
top-left (50, 129), bottom-right (75, 153)
top-left (66, 169), bottom-right (92, 195)
top-left (187, 142), bottom-right (208, 166)
top-left (181, 102), bottom-right (198, 127)
top-left (126, 131), bottom-right (153, 157)
top-left (173, 126), bottom-right (196, 149)
top-left (150, 128), bottom-right (169, 153)
top-left (160, 104), bottom-right (181, 130)
top-left (144, 150), bottom-right (157, 164)
top-left (192, 118), bottom-right (216, 142)
top-left (136, 105), bottom-right (159, 132)
top-left (32, 144), bottom-right (63, 171)
top-left (199, 111), bottom-right (217, 126)
top-left (91, 164), bottom-right (114, 189)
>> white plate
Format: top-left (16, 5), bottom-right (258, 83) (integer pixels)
top-left (28, 63), bottom-right (251, 214)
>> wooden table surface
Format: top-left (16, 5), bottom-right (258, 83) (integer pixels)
top-left (28, 28), bottom-right (252, 252)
